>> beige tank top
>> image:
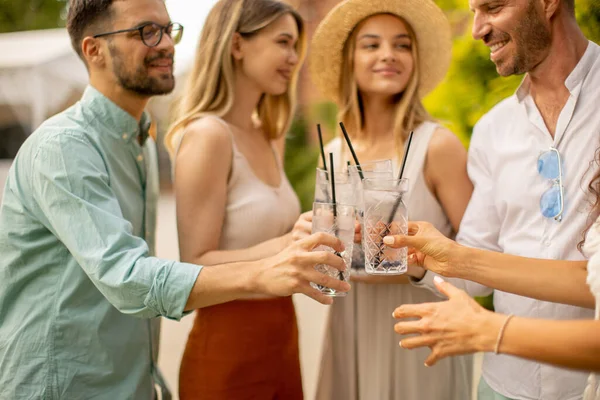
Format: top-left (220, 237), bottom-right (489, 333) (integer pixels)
top-left (324, 121), bottom-right (453, 238)
top-left (175, 116), bottom-right (301, 250)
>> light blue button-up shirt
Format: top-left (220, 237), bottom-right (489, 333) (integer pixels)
top-left (0, 86), bottom-right (202, 399)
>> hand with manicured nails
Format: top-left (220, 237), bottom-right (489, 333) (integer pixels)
top-left (255, 232), bottom-right (351, 305)
top-left (392, 276), bottom-right (503, 366)
top-left (383, 221), bottom-right (466, 278)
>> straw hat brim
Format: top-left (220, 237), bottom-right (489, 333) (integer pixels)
top-left (310, 0), bottom-right (452, 103)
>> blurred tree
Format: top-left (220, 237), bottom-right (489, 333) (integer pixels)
top-left (0, 0), bottom-right (66, 33)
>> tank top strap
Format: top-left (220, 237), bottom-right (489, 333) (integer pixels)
top-left (174, 114), bottom-right (239, 157)
top-left (205, 115), bottom-right (240, 154)
top-left (171, 115), bottom-right (239, 181)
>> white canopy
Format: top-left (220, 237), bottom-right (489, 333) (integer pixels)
top-left (0, 28), bottom-right (88, 130)
top-left (0, 0), bottom-right (218, 137)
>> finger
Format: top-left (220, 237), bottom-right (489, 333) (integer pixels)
top-left (295, 219), bottom-right (312, 233)
top-left (292, 231), bottom-right (311, 242)
top-left (433, 276), bottom-right (465, 299)
top-left (306, 250), bottom-right (347, 272)
top-left (301, 211), bottom-right (313, 222)
top-left (399, 334), bottom-right (440, 350)
top-left (407, 253), bottom-right (420, 266)
top-left (393, 303), bottom-right (434, 319)
top-left (296, 283), bottom-right (334, 305)
top-left (424, 344), bottom-right (449, 367)
top-left (354, 222), bottom-right (362, 243)
top-left (424, 350), bottom-right (439, 367)
top-left (382, 233), bottom-right (428, 250)
top-left (306, 269), bottom-right (351, 293)
top-left (407, 221), bottom-right (423, 235)
top-left (300, 232), bottom-right (344, 252)
top-left (393, 320), bottom-right (423, 335)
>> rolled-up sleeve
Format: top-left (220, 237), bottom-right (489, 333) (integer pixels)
top-left (31, 132), bottom-right (202, 320)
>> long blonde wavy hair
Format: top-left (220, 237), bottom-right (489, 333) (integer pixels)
top-left (338, 14), bottom-right (433, 159)
top-left (164, 0), bottom-right (306, 157)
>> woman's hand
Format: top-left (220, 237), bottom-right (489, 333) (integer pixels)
top-left (252, 232), bottom-right (351, 305)
top-left (383, 221), bottom-right (467, 278)
top-left (392, 276), bottom-right (504, 366)
top-left (288, 211), bottom-right (361, 244)
top-left (290, 211), bottom-right (313, 242)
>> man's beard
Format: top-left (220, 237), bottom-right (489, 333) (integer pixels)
top-left (110, 45), bottom-right (175, 96)
top-left (488, 0), bottom-right (552, 76)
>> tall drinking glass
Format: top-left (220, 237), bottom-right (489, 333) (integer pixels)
top-left (310, 202), bottom-right (355, 297)
top-left (314, 169), bottom-right (354, 206)
top-left (347, 160), bottom-right (394, 274)
top-left (362, 178), bottom-right (409, 275)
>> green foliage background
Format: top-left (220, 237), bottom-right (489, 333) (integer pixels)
top-left (0, 0), bottom-right (67, 33)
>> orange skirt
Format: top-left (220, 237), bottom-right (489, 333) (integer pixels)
top-left (179, 296), bottom-right (303, 400)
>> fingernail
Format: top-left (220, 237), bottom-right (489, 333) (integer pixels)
top-left (383, 236), bottom-right (394, 245)
top-left (433, 276), bottom-right (445, 285)
top-left (399, 341), bottom-right (403, 348)
top-left (424, 362), bottom-right (430, 367)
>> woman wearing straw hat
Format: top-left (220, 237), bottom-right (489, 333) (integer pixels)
top-left (164, 0), bottom-right (316, 398)
top-left (310, 0), bottom-right (474, 398)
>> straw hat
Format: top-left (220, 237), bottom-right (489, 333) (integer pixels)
top-left (310, 0), bottom-right (452, 102)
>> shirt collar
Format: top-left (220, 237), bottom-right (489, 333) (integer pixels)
top-left (516, 40), bottom-right (597, 103)
top-left (81, 85), bottom-right (151, 145)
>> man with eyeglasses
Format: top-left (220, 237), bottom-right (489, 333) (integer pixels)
top-left (409, 0), bottom-right (600, 399)
top-left (0, 0), bottom-right (350, 399)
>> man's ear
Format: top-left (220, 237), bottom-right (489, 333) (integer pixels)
top-left (542, 0), bottom-right (561, 19)
top-left (82, 36), bottom-right (106, 68)
top-left (231, 32), bottom-right (244, 61)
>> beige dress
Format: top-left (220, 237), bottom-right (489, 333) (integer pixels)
top-left (175, 116), bottom-right (305, 399)
top-left (316, 121), bottom-right (473, 400)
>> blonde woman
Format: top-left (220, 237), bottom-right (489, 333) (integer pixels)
top-left (164, 0), bottom-right (311, 398)
top-left (310, 0), bottom-right (474, 399)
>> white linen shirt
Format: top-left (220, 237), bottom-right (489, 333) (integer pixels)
top-left (414, 41), bottom-right (600, 400)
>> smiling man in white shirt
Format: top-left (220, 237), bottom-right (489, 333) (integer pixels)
top-left (410, 0), bottom-right (600, 399)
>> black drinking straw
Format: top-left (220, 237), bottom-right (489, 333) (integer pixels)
top-left (387, 130), bottom-right (414, 224)
top-left (329, 152), bottom-right (345, 281)
top-left (329, 153), bottom-right (337, 217)
top-left (339, 122), bottom-right (364, 180)
top-left (317, 124), bottom-right (327, 171)
top-left (374, 131), bottom-right (415, 266)
top-left (316, 124), bottom-right (332, 203)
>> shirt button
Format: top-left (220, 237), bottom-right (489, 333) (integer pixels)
top-left (122, 133), bottom-right (128, 140)
top-left (544, 241), bottom-right (551, 247)
top-left (137, 155), bottom-right (144, 162)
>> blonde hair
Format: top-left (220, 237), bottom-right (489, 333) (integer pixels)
top-left (164, 0), bottom-right (306, 157)
top-left (337, 13), bottom-right (432, 159)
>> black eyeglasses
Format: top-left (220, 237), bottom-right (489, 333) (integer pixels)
top-left (93, 22), bottom-right (183, 47)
